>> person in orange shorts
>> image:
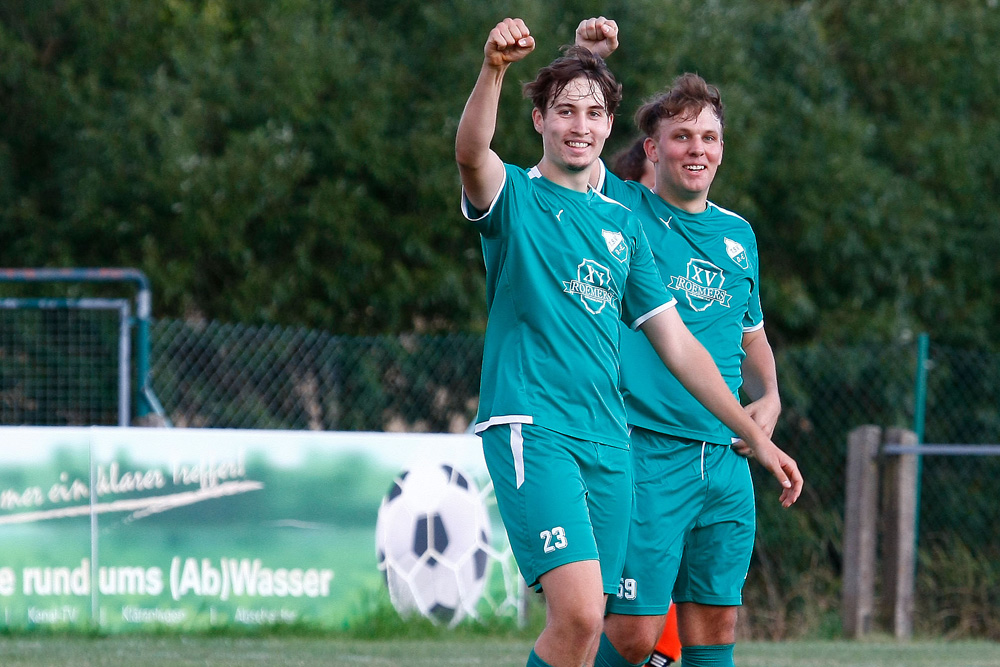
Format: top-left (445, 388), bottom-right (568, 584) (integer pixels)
top-left (648, 604), bottom-right (681, 666)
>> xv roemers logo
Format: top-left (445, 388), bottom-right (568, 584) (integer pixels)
top-left (563, 259), bottom-right (618, 315)
top-left (668, 259), bottom-right (733, 312)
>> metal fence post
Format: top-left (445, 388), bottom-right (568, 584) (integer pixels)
top-left (880, 427), bottom-right (918, 639)
top-left (843, 424), bottom-right (882, 638)
top-left (911, 333), bottom-right (930, 584)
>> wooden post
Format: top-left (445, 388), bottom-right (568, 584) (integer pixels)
top-left (880, 427), bottom-right (918, 639)
top-left (842, 425), bottom-right (881, 638)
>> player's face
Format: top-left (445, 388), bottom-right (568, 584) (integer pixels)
top-left (533, 76), bottom-right (613, 175)
top-left (648, 106), bottom-right (723, 212)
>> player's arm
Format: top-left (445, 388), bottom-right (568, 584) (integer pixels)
top-left (740, 326), bottom-right (781, 437)
top-left (455, 18), bottom-right (535, 211)
top-left (639, 308), bottom-right (802, 507)
top-left (575, 17), bottom-right (619, 188)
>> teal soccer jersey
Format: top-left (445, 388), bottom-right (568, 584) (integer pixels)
top-left (463, 164), bottom-right (675, 449)
top-left (598, 163), bottom-right (763, 444)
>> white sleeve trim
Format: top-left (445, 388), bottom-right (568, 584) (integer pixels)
top-left (743, 320), bottom-right (765, 333)
top-left (629, 298), bottom-right (677, 331)
top-left (594, 159), bottom-right (607, 192)
top-left (474, 414), bottom-right (534, 434)
top-left (460, 169), bottom-right (507, 222)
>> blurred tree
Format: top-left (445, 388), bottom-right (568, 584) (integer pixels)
top-left (816, 0), bottom-right (1000, 349)
top-left (0, 0), bottom-right (998, 349)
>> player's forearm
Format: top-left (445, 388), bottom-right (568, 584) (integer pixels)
top-left (668, 343), bottom-right (769, 446)
top-left (455, 64), bottom-right (509, 209)
top-left (455, 64), bottom-right (507, 171)
top-left (641, 311), bottom-right (769, 446)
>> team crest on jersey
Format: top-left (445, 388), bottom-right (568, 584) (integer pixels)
top-left (601, 230), bottom-right (629, 263)
top-left (563, 259), bottom-right (618, 315)
top-left (668, 259), bottom-right (733, 312)
top-left (724, 237), bottom-right (749, 270)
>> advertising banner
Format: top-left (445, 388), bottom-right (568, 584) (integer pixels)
top-left (0, 427), bottom-right (505, 631)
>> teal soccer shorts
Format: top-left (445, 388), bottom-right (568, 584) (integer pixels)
top-left (606, 428), bottom-right (756, 615)
top-left (481, 422), bottom-right (632, 595)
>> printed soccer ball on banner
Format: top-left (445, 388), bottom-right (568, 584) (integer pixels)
top-left (375, 461), bottom-right (492, 627)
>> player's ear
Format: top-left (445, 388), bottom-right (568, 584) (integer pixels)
top-left (531, 107), bottom-right (544, 135)
top-left (643, 136), bottom-right (657, 163)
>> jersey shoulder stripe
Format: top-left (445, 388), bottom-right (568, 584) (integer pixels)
top-left (594, 188), bottom-right (634, 212)
top-left (708, 201), bottom-right (753, 229)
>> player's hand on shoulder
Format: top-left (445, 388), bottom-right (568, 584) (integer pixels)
top-left (575, 16), bottom-right (619, 58)
top-left (485, 18), bottom-right (535, 68)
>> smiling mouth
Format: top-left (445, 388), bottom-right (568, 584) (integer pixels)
top-left (567, 141), bottom-right (590, 149)
top-left (685, 165), bottom-right (706, 172)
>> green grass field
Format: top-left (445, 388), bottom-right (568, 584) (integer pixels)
top-left (0, 636), bottom-right (998, 666)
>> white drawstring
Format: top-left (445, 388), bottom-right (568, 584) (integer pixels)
top-left (700, 442), bottom-right (707, 480)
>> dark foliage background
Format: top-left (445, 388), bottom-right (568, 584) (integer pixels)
top-left (2, 0), bottom-right (997, 349)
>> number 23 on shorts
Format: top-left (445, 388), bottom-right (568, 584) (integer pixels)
top-left (540, 526), bottom-right (568, 553)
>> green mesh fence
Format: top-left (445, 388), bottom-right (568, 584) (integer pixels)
top-left (149, 320), bottom-right (484, 432)
top-left (2, 313), bottom-right (999, 638)
top-left (743, 341), bottom-right (1000, 639)
top-left (744, 342), bottom-right (920, 638)
top-left (911, 342), bottom-right (1000, 638)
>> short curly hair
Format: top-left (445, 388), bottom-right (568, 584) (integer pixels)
top-left (635, 72), bottom-right (724, 138)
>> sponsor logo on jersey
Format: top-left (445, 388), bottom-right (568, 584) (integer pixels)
top-left (563, 259), bottom-right (618, 315)
top-left (668, 259), bottom-right (733, 312)
top-left (724, 237), bottom-right (749, 269)
top-left (601, 229), bottom-right (629, 263)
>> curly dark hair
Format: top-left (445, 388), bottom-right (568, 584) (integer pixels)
top-left (635, 72), bottom-right (724, 137)
top-left (611, 137), bottom-right (650, 182)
